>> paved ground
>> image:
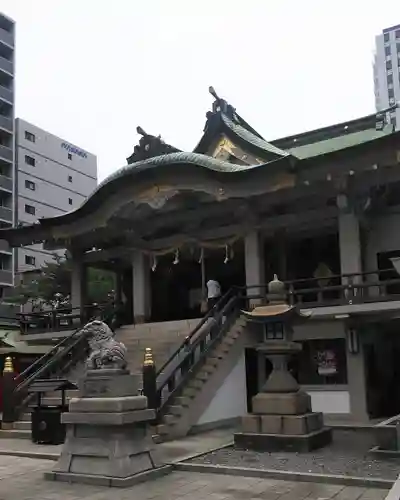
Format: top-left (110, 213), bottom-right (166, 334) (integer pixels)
top-left (0, 456), bottom-right (389, 500)
top-left (0, 428), bottom-right (233, 463)
top-left (190, 431), bottom-right (400, 481)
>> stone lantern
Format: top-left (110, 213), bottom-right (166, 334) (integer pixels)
top-left (234, 275), bottom-right (332, 452)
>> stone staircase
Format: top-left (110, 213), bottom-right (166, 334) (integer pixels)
top-left (0, 319), bottom-right (201, 439)
top-left (154, 315), bottom-right (249, 442)
top-left (115, 319), bottom-right (201, 376)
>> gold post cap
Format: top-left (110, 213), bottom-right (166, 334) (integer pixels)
top-left (3, 356), bottom-right (14, 373)
top-left (143, 347), bottom-right (154, 366)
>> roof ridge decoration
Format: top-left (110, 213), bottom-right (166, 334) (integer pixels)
top-left (202, 86), bottom-right (292, 162)
top-left (126, 126), bottom-right (181, 164)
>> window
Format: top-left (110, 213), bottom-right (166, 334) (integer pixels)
top-left (25, 180), bottom-right (35, 191)
top-left (68, 175), bottom-right (72, 183)
top-left (68, 153), bottom-right (72, 160)
top-left (385, 45), bottom-right (391, 57)
top-left (24, 131), bottom-right (35, 142)
top-left (388, 73), bottom-right (393, 84)
top-left (384, 33), bottom-right (390, 43)
top-left (68, 198), bottom-right (72, 205)
top-left (387, 60), bottom-right (392, 71)
top-left (24, 204), bottom-right (35, 215)
top-left (24, 155), bottom-right (35, 167)
top-left (396, 30), bottom-right (400, 39)
top-left (388, 88), bottom-right (395, 99)
top-left (25, 255), bottom-right (35, 266)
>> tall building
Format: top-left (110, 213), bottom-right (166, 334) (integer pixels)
top-left (0, 13), bottom-right (15, 293)
top-left (374, 24), bottom-right (400, 128)
top-left (15, 118), bottom-right (97, 272)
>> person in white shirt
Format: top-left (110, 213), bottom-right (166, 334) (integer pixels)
top-left (206, 279), bottom-right (221, 311)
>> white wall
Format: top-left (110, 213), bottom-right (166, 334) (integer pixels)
top-left (307, 390), bottom-right (350, 414)
top-left (196, 353), bottom-right (247, 426)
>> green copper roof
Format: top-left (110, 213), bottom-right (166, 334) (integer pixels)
top-left (221, 114), bottom-right (290, 158)
top-left (286, 124), bottom-right (394, 159)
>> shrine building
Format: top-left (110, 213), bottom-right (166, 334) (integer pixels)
top-left (2, 88), bottom-right (400, 424)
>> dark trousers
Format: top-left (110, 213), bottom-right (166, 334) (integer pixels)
top-left (207, 297), bottom-right (219, 311)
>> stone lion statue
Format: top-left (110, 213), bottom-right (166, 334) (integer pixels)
top-left (80, 320), bottom-right (128, 370)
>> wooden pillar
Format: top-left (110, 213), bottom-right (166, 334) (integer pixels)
top-left (245, 231), bottom-right (265, 306)
top-left (132, 250), bottom-right (151, 323)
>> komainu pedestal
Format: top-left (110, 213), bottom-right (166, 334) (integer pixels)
top-left (45, 321), bottom-right (171, 487)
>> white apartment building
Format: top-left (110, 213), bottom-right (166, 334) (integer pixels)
top-left (15, 118), bottom-right (97, 272)
top-left (374, 24), bottom-right (400, 128)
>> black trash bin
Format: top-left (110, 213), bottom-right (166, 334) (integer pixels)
top-left (28, 378), bottom-right (76, 445)
top-left (31, 404), bottom-right (68, 444)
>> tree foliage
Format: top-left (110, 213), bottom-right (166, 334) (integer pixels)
top-left (8, 252), bottom-right (116, 310)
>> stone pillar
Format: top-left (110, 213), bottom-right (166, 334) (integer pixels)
top-left (70, 255), bottom-right (87, 317)
top-left (245, 231), bottom-right (265, 306)
top-left (132, 250), bottom-right (151, 324)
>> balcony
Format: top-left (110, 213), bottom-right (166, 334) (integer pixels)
top-left (0, 268), bottom-right (12, 285)
top-left (0, 114), bottom-right (12, 133)
top-left (0, 56), bottom-right (13, 75)
top-left (0, 144), bottom-right (12, 162)
top-left (244, 270), bottom-right (400, 313)
top-left (0, 85), bottom-right (12, 103)
top-left (0, 174), bottom-right (13, 192)
top-left (0, 205), bottom-right (12, 222)
top-left (0, 28), bottom-right (14, 48)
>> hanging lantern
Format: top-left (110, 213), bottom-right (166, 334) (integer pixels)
top-left (224, 245), bottom-right (229, 264)
top-left (198, 248), bottom-right (204, 264)
top-left (151, 254), bottom-right (157, 272)
top-left (173, 249), bottom-right (180, 265)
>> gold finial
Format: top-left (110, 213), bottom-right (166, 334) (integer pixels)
top-left (143, 347), bottom-right (154, 366)
top-left (3, 356), bottom-right (14, 374)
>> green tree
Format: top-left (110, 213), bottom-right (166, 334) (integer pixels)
top-left (8, 252), bottom-right (116, 309)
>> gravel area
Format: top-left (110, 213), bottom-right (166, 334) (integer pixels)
top-left (188, 430), bottom-right (400, 480)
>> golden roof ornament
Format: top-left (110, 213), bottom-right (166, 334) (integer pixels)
top-left (143, 347), bottom-right (154, 366)
top-left (3, 356), bottom-right (14, 373)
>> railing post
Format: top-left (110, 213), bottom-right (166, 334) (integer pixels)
top-left (142, 348), bottom-right (158, 410)
top-left (2, 356), bottom-right (17, 428)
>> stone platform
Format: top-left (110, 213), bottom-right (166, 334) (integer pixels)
top-left (235, 390), bottom-right (332, 452)
top-left (45, 369), bottom-right (170, 487)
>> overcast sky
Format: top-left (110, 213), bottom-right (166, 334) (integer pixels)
top-left (1, 0), bottom-right (399, 182)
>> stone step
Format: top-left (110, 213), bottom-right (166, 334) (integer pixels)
top-left (0, 429), bottom-right (31, 439)
top-left (13, 420), bottom-right (32, 431)
top-left (168, 405), bottom-right (184, 416)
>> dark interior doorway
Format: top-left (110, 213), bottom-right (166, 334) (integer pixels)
top-left (364, 322), bottom-right (400, 419)
top-left (150, 242), bottom-right (245, 323)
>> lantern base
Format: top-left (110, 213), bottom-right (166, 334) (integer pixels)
top-left (234, 427), bottom-right (332, 453)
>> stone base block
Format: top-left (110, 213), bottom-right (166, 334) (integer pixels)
top-left (234, 427), bottom-right (332, 452)
top-left (252, 391), bottom-right (311, 415)
top-left (45, 464), bottom-right (172, 488)
top-left (79, 371), bottom-right (140, 398)
top-left (242, 415), bottom-right (260, 433)
top-left (242, 412), bottom-right (324, 435)
top-left (47, 420), bottom-right (166, 487)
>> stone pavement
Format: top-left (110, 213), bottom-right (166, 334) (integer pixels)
top-left (0, 428), bottom-right (234, 463)
top-left (0, 455), bottom-right (389, 500)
